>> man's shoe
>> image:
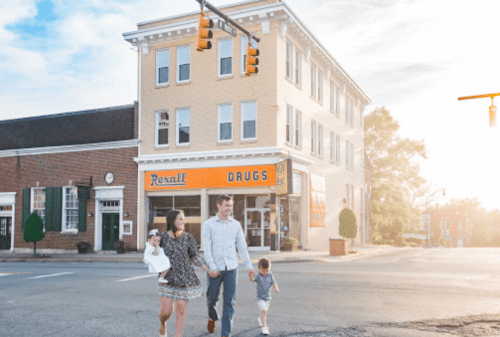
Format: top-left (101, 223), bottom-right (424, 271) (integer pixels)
top-left (207, 319), bottom-right (216, 333)
top-left (262, 327), bottom-right (269, 335)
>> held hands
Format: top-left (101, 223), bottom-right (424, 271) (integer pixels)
top-left (248, 269), bottom-right (256, 281)
top-left (208, 269), bottom-right (220, 278)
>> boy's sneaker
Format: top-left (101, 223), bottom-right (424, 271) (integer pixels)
top-left (158, 277), bottom-right (168, 284)
top-left (258, 316), bottom-right (262, 327)
top-left (262, 327), bottom-right (269, 335)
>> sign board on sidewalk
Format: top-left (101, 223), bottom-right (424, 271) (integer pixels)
top-left (275, 159), bottom-right (293, 195)
top-left (218, 19), bottom-right (237, 37)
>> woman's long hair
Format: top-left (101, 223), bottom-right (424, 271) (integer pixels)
top-left (166, 209), bottom-right (183, 237)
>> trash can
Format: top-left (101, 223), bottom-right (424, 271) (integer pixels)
top-left (76, 242), bottom-right (90, 254)
top-left (270, 233), bottom-right (278, 251)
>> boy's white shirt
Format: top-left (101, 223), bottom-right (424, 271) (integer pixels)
top-left (143, 242), bottom-right (171, 273)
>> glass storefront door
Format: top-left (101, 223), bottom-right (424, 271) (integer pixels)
top-left (245, 209), bottom-right (271, 250)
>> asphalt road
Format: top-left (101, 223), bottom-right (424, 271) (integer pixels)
top-left (2, 248), bottom-right (500, 336)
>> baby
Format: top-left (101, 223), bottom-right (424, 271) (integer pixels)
top-left (143, 229), bottom-right (170, 283)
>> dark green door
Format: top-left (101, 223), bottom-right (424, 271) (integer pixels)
top-left (0, 217), bottom-right (11, 250)
top-left (102, 213), bottom-right (119, 250)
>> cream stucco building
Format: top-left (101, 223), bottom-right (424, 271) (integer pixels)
top-left (123, 0), bottom-right (371, 252)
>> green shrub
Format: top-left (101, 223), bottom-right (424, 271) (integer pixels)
top-left (338, 207), bottom-right (358, 239)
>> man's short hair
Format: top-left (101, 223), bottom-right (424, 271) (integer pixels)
top-left (217, 194), bottom-right (233, 205)
top-left (258, 258), bottom-right (270, 269)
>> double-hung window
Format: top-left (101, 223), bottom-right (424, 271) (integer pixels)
top-left (31, 187), bottom-right (46, 228)
top-left (295, 110), bottom-right (301, 148)
top-left (335, 85), bottom-right (340, 117)
top-left (330, 82), bottom-right (334, 113)
top-left (311, 64), bottom-right (316, 98)
top-left (311, 120), bottom-right (317, 154)
top-left (217, 104), bottom-right (233, 142)
top-left (241, 101), bottom-right (257, 141)
top-left (350, 98), bottom-right (354, 127)
top-left (351, 185), bottom-right (355, 209)
top-left (241, 35), bottom-right (257, 74)
top-left (318, 124), bottom-right (323, 157)
top-left (346, 140), bottom-right (350, 168)
top-left (295, 50), bottom-right (301, 86)
top-left (286, 106), bottom-right (293, 144)
top-left (218, 38), bottom-right (233, 77)
top-left (156, 48), bottom-right (169, 86)
top-left (330, 132), bottom-right (335, 162)
top-left (318, 71), bottom-right (323, 103)
top-left (176, 108), bottom-right (190, 145)
top-left (62, 186), bottom-right (78, 231)
top-left (177, 45), bottom-right (190, 83)
top-left (336, 134), bottom-right (340, 164)
top-left (286, 41), bottom-right (292, 80)
top-left (155, 111), bottom-right (169, 147)
top-left (345, 95), bottom-right (349, 124)
top-left (351, 143), bottom-right (354, 169)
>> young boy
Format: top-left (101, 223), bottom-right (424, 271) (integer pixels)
top-left (143, 230), bottom-right (170, 283)
top-left (250, 258), bottom-right (279, 335)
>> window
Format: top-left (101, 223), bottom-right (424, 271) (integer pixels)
top-left (218, 38), bottom-right (232, 77)
top-left (31, 187), bottom-right (46, 227)
top-left (351, 185), bottom-right (355, 209)
top-left (241, 35), bottom-right (257, 74)
top-left (345, 95), bottom-right (349, 124)
top-left (155, 111), bottom-right (169, 147)
top-left (330, 82), bottom-right (334, 112)
top-left (350, 98), bottom-right (354, 127)
top-left (286, 41), bottom-right (292, 80)
top-left (318, 71), bottom-right (323, 103)
top-left (336, 134), bottom-right (340, 164)
top-left (156, 48), bottom-right (169, 86)
top-left (351, 143), bottom-right (354, 169)
top-left (311, 64), bottom-right (316, 98)
top-left (295, 50), bottom-right (301, 86)
top-left (318, 124), bottom-right (323, 157)
top-left (218, 104), bottom-right (232, 142)
top-left (286, 106), bottom-right (293, 144)
top-left (176, 108), bottom-right (190, 145)
top-left (241, 101), bottom-right (257, 140)
top-left (295, 110), bottom-right (301, 148)
top-left (63, 187), bottom-right (78, 231)
top-left (330, 132), bottom-right (335, 162)
top-left (335, 85), bottom-right (340, 117)
top-left (177, 45), bottom-right (190, 83)
top-left (346, 140), bottom-right (349, 167)
top-left (311, 120), bottom-right (317, 154)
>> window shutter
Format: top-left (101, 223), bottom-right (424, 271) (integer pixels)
top-left (45, 188), bottom-right (54, 231)
top-left (53, 187), bottom-right (62, 231)
top-left (22, 188), bottom-right (31, 232)
top-left (77, 187), bottom-right (89, 232)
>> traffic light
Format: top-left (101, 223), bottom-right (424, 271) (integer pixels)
top-left (490, 105), bottom-right (497, 127)
top-left (196, 12), bottom-right (213, 52)
top-left (245, 40), bottom-right (259, 76)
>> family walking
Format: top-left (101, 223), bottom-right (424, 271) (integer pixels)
top-left (143, 195), bottom-right (279, 337)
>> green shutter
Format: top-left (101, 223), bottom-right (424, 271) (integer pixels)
top-left (45, 188), bottom-right (54, 231)
top-left (22, 188), bottom-right (31, 232)
top-left (77, 187), bottom-right (89, 232)
top-left (53, 187), bottom-right (62, 231)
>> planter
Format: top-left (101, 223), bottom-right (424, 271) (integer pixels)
top-left (76, 241), bottom-right (90, 254)
top-left (281, 243), bottom-right (293, 251)
top-left (329, 238), bottom-right (349, 256)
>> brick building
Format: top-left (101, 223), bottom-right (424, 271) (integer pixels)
top-left (429, 206), bottom-right (468, 248)
top-left (0, 103), bottom-right (139, 253)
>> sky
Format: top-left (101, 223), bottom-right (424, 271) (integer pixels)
top-left (1, 0), bottom-right (500, 211)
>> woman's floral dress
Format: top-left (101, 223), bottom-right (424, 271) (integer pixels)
top-left (157, 231), bottom-right (205, 300)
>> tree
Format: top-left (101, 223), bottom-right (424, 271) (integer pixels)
top-left (365, 107), bottom-right (427, 245)
top-left (23, 213), bottom-right (44, 256)
top-left (339, 207), bottom-right (358, 239)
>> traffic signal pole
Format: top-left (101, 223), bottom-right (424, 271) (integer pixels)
top-left (458, 92), bottom-right (500, 127)
top-left (195, 0), bottom-right (260, 42)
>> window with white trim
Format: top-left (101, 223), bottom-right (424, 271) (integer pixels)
top-left (350, 98), bottom-right (354, 127)
top-left (155, 111), bottom-right (169, 147)
top-left (241, 101), bottom-right (257, 141)
top-left (176, 108), bottom-right (190, 145)
top-left (311, 64), bottom-right (316, 98)
top-left (295, 110), bottom-right (301, 148)
top-left (295, 50), bottom-right (301, 86)
top-left (156, 48), bottom-right (169, 86)
top-left (346, 140), bottom-right (350, 167)
top-left (62, 186), bottom-right (78, 231)
top-left (335, 85), bottom-right (340, 117)
top-left (31, 187), bottom-right (46, 228)
top-left (330, 132), bottom-right (335, 162)
top-left (286, 106), bottom-right (293, 144)
top-left (351, 143), bottom-right (354, 169)
top-left (345, 95), bottom-right (349, 124)
top-left (286, 40), bottom-right (292, 80)
top-left (330, 81), bottom-right (334, 113)
top-left (177, 45), bottom-right (190, 83)
top-left (241, 35), bottom-right (257, 74)
top-left (336, 134), bottom-right (340, 164)
top-left (351, 185), bottom-right (355, 208)
top-left (318, 71), bottom-right (323, 103)
top-left (218, 38), bottom-right (233, 77)
top-left (311, 120), bottom-right (317, 154)
top-left (217, 104), bottom-right (233, 142)
top-left (318, 123), bottom-right (323, 157)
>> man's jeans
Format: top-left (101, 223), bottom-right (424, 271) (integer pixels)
top-left (207, 268), bottom-right (238, 337)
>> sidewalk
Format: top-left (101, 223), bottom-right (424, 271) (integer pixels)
top-left (0, 245), bottom-right (409, 263)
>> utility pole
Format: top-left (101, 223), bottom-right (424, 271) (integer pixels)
top-left (458, 92), bottom-right (499, 127)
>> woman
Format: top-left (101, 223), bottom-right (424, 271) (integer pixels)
top-left (158, 209), bottom-right (211, 337)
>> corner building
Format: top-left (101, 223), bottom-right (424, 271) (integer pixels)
top-left (123, 0), bottom-right (371, 251)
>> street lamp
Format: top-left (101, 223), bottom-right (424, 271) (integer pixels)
top-left (425, 189), bottom-right (446, 248)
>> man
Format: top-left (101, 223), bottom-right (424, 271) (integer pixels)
top-left (202, 195), bottom-right (256, 337)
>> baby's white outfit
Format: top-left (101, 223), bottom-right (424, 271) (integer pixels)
top-left (143, 242), bottom-right (171, 282)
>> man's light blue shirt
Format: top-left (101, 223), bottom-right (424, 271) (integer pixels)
top-left (202, 214), bottom-right (254, 272)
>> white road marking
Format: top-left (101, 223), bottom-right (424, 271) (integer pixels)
top-left (413, 250), bottom-right (433, 257)
top-left (0, 273), bottom-right (13, 277)
top-left (0, 272), bottom-right (30, 277)
top-left (116, 274), bottom-right (157, 282)
top-left (26, 272), bottom-right (75, 280)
